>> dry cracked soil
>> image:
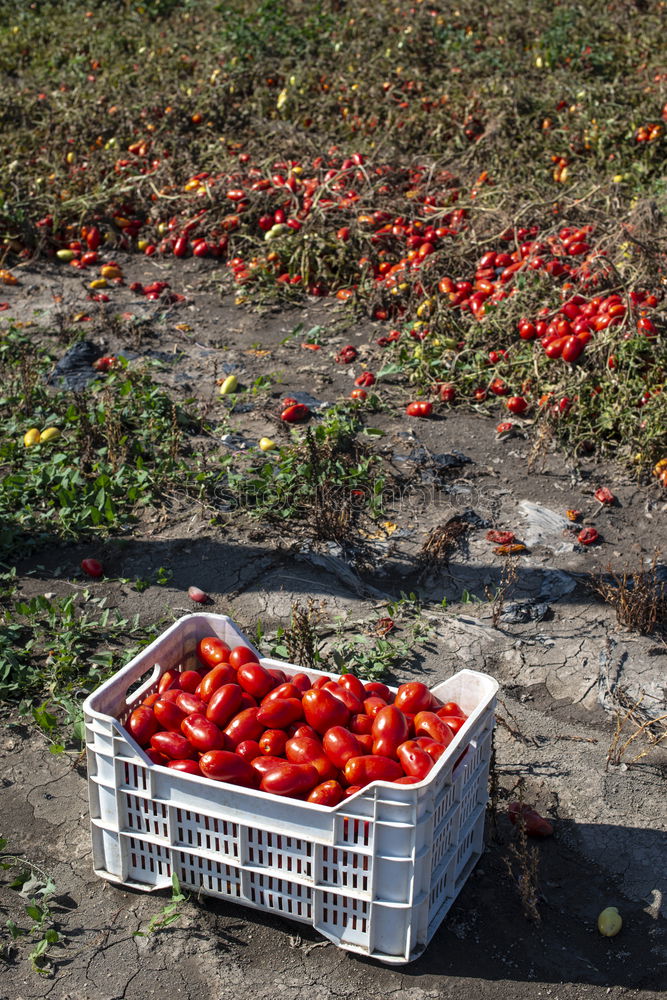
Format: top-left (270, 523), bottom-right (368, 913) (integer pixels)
top-left (1, 253), bottom-right (665, 1000)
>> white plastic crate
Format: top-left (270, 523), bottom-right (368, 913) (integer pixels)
top-left (83, 613), bottom-right (498, 963)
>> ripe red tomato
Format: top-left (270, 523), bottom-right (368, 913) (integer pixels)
top-left (181, 713), bottom-right (225, 752)
top-left (228, 645), bottom-right (259, 670)
top-left (127, 706), bottom-right (158, 747)
top-left (413, 711), bottom-right (455, 747)
top-left (371, 706), bottom-right (409, 758)
top-left (235, 739), bottom-right (262, 761)
top-left (205, 683), bottom-right (243, 727)
top-left (594, 487), bottom-right (615, 505)
top-left (177, 669), bottom-right (203, 694)
top-left (302, 688), bottom-right (350, 734)
top-left (260, 762), bottom-right (319, 798)
top-left (339, 673), bottom-right (366, 700)
top-left (544, 337), bottom-right (567, 359)
top-left (261, 682), bottom-right (301, 704)
top-left (307, 780), bottom-right (345, 806)
top-left (259, 729), bottom-right (288, 756)
top-left (175, 692), bottom-right (207, 716)
top-left (508, 802), bottom-right (553, 836)
top-left (290, 672), bottom-right (313, 693)
top-left (405, 401), bottom-right (433, 417)
top-left (150, 731), bottom-right (196, 760)
top-left (251, 755), bottom-right (285, 778)
top-left (397, 740), bottom-right (434, 780)
top-left (281, 403), bottom-right (310, 422)
top-left (167, 759), bottom-right (202, 776)
top-left (158, 669), bottom-right (181, 694)
top-left (197, 637), bottom-right (231, 669)
top-left (197, 664), bottom-right (237, 702)
top-left (394, 682), bottom-right (433, 715)
top-left (199, 750), bottom-right (260, 787)
top-left (81, 558), bottom-right (103, 578)
top-left (438, 714), bottom-right (467, 735)
top-left (236, 660), bottom-right (275, 699)
top-left (324, 682), bottom-right (364, 715)
top-left (489, 378), bottom-right (509, 397)
top-left (439, 701), bottom-right (466, 718)
top-left (578, 526), bottom-right (600, 546)
top-left (363, 696), bottom-right (388, 720)
top-left (506, 396), bottom-right (528, 415)
top-left (349, 713), bottom-right (374, 735)
top-left (365, 681), bottom-right (392, 702)
top-left (415, 737), bottom-right (447, 763)
top-left (322, 727), bottom-right (369, 769)
top-left (561, 336), bottom-right (584, 364)
top-left (223, 707), bottom-right (263, 747)
top-left (256, 697), bottom-right (303, 728)
top-left (85, 226), bottom-right (101, 251)
top-left (285, 736), bottom-right (338, 781)
top-left (153, 698), bottom-right (188, 733)
top-left (344, 755), bottom-right (403, 786)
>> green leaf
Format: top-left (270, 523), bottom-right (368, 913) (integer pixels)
top-left (32, 704), bottom-right (58, 732)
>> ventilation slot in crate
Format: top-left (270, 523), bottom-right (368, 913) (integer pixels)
top-left (430, 816), bottom-right (456, 871)
top-left (176, 853), bottom-right (242, 899)
top-left (320, 892), bottom-right (370, 938)
top-left (174, 810), bottom-right (239, 860)
top-left (428, 865), bottom-right (451, 913)
top-left (123, 795), bottom-right (168, 839)
top-left (337, 816), bottom-right (372, 849)
top-left (127, 837), bottom-right (171, 881)
top-left (247, 873), bottom-right (312, 919)
top-left (245, 829), bottom-right (312, 879)
top-left (320, 847), bottom-right (370, 894)
top-left (122, 761), bottom-right (149, 793)
top-left (455, 824), bottom-right (477, 872)
top-left (431, 782), bottom-right (456, 829)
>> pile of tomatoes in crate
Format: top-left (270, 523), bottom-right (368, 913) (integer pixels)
top-left (125, 637), bottom-right (468, 805)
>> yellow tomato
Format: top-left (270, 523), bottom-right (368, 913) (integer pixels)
top-left (39, 427), bottom-right (60, 443)
top-left (259, 437), bottom-right (276, 452)
top-left (219, 375), bottom-right (238, 395)
top-left (24, 428), bottom-right (41, 447)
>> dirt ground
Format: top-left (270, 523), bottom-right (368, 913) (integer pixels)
top-left (1, 254), bottom-right (665, 1000)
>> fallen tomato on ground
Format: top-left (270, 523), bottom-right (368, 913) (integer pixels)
top-left (81, 558), bottom-right (103, 578)
top-left (508, 802), bottom-right (553, 836)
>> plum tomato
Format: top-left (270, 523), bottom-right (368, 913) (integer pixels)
top-left (197, 663), bottom-right (237, 702)
top-left (394, 682), bottom-right (433, 715)
top-left (397, 740), bottom-right (434, 780)
top-left (206, 683), bottom-right (244, 727)
top-left (322, 726), bottom-right (369, 770)
top-left (181, 713), bottom-right (225, 752)
top-left (260, 761), bottom-right (319, 798)
top-left (127, 706), bottom-right (158, 747)
top-left (302, 688), bottom-right (350, 734)
top-left (236, 660), bottom-right (275, 699)
top-left (199, 750), bottom-right (260, 787)
top-left (413, 711), bottom-right (455, 747)
top-left (343, 755), bottom-right (403, 787)
top-left (228, 645), bottom-right (260, 670)
top-left (307, 780), bottom-right (345, 806)
top-left (197, 636), bottom-right (231, 668)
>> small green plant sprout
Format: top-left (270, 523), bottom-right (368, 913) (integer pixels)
top-left (133, 874), bottom-right (188, 937)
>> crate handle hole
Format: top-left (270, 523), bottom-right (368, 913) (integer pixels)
top-left (125, 663), bottom-right (163, 706)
